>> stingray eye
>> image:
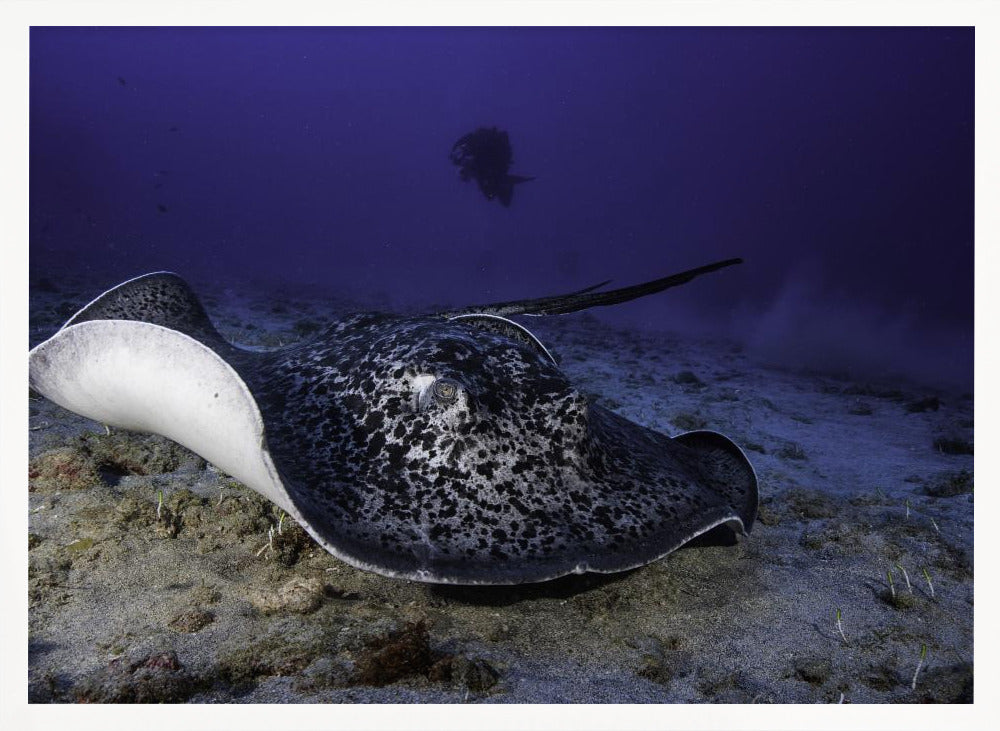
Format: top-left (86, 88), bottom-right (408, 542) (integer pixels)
top-left (432, 378), bottom-right (459, 404)
top-left (412, 374), bottom-right (465, 413)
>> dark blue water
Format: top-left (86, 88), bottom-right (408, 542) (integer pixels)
top-left (29, 27), bottom-right (973, 387)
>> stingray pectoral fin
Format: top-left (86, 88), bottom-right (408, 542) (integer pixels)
top-left (672, 429), bottom-right (759, 532)
top-left (60, 271), bottom-right (232, 354)
top-left (28, 320), bottom-right (296, 515)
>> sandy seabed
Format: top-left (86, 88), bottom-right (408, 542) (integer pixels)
top-left (26, 272), bottom-right (973, 704)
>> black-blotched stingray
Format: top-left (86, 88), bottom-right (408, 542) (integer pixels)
top-left (28, 259), bottom-right (757, 585)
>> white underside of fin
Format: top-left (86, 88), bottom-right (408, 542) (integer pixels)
top-left (28, 320), bottom-right (297, 515)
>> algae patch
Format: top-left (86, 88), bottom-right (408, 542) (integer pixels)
top-left (75, 431), bottom-right (206, 478)
top-left (349, 620), bottom-right (500, 692)
top-left (73, 651), bottom-right (202, 703)
top-left (29, 447), bottom-right (101, 492)
top-left (352, 620), bottom-right (438, 687)
top-left (29, 431), bottom-right (205, 493)
top-left (786, 488), bottom-right (837, 520)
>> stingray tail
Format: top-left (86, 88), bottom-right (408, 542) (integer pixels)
top-left (443, 258), bottom-right (743, 317)
top-left (57, 272), bottom-right (232, 354)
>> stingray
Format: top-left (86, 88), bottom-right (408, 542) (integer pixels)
top-left (28, 258), bottom-right (757, 585)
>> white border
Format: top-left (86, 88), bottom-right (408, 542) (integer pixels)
top-left (2, 2), bottom-right (996, 730)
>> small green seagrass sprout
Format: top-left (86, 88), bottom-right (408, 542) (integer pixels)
top-left (835, 608), bottom-right (848, 644)
top-left (886, 568), bottom-right (896, 599)
top-left (894, 563), bottom-right (912, 593)
top-left (921, 567), bottom-right (936, 598)
top-left (278, 511), bottom-right (286, 536)
top-left (256, 525), bottom-right (275, 558)
top-left (905, 499), bottom-right (911, 519)
top-left (156, 489), bottom-right (164, 520)
top-left (911, 644), bottom-right (927, 690)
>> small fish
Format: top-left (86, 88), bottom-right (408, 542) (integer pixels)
top-left (156, 204), bottom-right (168, 214)
top-left (117, 76), bottom-right (127, 87)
